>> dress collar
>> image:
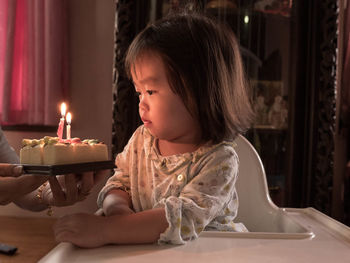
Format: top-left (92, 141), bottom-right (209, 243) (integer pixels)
top-left (143, 126), bottom-right (236, 166)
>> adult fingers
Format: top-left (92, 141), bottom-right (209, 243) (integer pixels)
top-left (0, 164), bottom-right (23, 177)
top-left (80, 172), bottom-right (94, 195)
top-left (48, 176), bottom-right (65, 206)
top-left (94, 169), bottom-right (110, 185)
top-left (16, 175), bottom-right (49, 195)
top-left (64, 174), bottom-right (78, 204)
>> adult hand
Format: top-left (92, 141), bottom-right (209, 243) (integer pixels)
top-left (42, 169), bottom-right (110, 207)
top-left (0, 164), bottom-right (48, 205)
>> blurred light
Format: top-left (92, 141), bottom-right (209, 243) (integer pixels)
top-left (244, 15), bottom-right (249, 24)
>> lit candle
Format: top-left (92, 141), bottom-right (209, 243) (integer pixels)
top-left (57, 103), bottom-right (67, 140)
top-left (66, 112), bottom-right (72, 140)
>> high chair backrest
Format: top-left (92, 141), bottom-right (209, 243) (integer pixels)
top-left (233, 135), bottom-right (280, 232)
top-left (232, 135), bottom-right (314, 236)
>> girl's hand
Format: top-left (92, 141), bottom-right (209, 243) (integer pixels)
top-left (56, 208), bottom-right (169, 246)
top-left (54, 213), bottom-right (107, 248)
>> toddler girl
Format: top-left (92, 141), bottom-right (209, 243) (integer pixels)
top-left (54, 12), bottom-right (253, 248)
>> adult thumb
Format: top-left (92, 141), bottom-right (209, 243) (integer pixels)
top-left (0, 164), bottom-right (23, 177)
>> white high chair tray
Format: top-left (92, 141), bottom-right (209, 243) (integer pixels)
top-left (39, 207), bottom-right (350, 263)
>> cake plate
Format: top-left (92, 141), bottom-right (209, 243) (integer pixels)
top-left (21, 160), bottom-right (115, 176)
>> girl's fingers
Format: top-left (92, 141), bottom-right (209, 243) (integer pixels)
top-left (54, 219), bottom-right (76, 243)
top-left (94, 208), bottom-right (104, 216)
top-left (55, 231), bottom-right (73, 243)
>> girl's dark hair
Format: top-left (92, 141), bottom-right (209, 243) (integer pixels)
top-left (125, 12), bottom-right (254, 143)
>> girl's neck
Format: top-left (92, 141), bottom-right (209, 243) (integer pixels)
top-left (157, 139), bottom-right (203, 156)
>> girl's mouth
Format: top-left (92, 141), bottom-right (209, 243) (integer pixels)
top-left (142, 118), bottom-right (152, 125)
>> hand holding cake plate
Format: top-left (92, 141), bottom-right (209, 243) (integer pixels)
top-left (0, 163), bottom-right (48, 205)
top-left (17, 136), bottom-right (115, 207)
top-left (42, 170), bottom-right (110, 207)
top-left (0, 104), bottom-right (115, 211)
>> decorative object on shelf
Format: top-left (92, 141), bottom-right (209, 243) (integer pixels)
top-left (252, 80), bottom-right (283, 106)
top-left (251, 80), bottom-right (286, 129)
top-left (268, 95), bottom-right (288, 129)
top-left (254, 95), bottom-right (268, 125)
top-left (280, 99), bottom-right (288, 128)
top-left (205, 0), bottom-right (237, 10)
top-left (254, 0), bottom-right (292, 17)
top-left (162, 0), bottom-right (198, 16)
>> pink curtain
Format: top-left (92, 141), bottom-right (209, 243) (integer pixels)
top-left (0, 0), bottom-right (68, 126)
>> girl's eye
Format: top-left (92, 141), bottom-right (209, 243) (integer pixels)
top-left (147, 90), bottom-right (154, 95)
top-left (135, 91), bottom-right (141, 97)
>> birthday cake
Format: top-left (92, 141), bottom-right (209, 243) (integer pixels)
top-left (20, 137), bottom-right (108, 165)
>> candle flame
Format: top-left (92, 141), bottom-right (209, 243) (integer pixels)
top-left (66, 112), bottom-right (72, 124)
top-left (60, 103), bottom-right (67, 117)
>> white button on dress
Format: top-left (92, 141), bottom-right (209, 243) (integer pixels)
top-left (177, 174), bottom-right (184, 181)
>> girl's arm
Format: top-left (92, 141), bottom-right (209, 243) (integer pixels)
top-left (104, 208), bottom-right (168, 244)
top-left (54, 208), bottom-right (169, 248)
top-left (102, 189), bottom-right (134, 216)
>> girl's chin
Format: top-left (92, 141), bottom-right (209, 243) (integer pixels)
top-left (143, 121), bottom-right (152, 128)
top-left (144, 125), bottom-right (156, 135)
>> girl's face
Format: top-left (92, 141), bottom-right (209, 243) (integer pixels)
top-left (131, 52), bottom-right (201, 146)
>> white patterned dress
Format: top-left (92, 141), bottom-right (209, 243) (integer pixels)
top-left (97, 125), bottom-right (247, 244)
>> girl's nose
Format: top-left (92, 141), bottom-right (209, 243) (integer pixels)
top-left (139, 95), bottom-right (148, 111)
